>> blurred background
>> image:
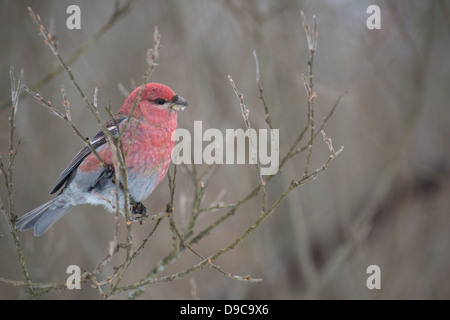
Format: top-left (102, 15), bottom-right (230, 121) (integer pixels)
top-left (1, 0), bottom-right (449, 299)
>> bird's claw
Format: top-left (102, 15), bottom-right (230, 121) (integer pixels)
top-left (131, 201), bottom-right (148, 224)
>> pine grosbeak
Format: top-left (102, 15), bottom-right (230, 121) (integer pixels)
top-left (16, 83), bottom-right (187, 236)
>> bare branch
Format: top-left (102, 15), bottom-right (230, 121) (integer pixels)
top-left (253, 50), bottom-right (273, 129)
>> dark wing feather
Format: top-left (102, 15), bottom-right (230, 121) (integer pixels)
top-left (49, 115), bottom-right (127, 194)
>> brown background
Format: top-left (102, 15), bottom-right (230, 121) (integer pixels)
top-left (1, 0), bottom-right (449, 299)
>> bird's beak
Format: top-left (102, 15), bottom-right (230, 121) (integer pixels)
top-left (169, 95), bottom-right (188, 111)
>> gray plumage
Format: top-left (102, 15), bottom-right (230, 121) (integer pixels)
top-left (15, 198), bottom-right (74, 236)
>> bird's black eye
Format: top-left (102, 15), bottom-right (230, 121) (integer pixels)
top-left (155, 98), bottom-right (166, 105)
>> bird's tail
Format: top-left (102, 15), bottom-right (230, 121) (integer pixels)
top-left (15, 198), bottom-right (74, 236)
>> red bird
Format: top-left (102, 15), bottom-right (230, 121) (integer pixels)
top-left (16, 83), bottom-right (187, 236)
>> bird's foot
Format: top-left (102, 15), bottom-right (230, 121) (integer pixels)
top-left (131, 200), bottom-right (148, 224)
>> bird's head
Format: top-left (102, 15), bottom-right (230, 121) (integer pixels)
top-left (119, 83), bottom-right (188, 125)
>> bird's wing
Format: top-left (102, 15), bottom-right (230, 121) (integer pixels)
top-left (50, 115), bottom-right (128, 194)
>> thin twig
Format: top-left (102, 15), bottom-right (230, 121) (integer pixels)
top-left (300, 12), bottom-right (318, 178)
top-left (253, 50), bottom-right (273, 129)
top-left (1, 68), bottom-right (36, 297)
